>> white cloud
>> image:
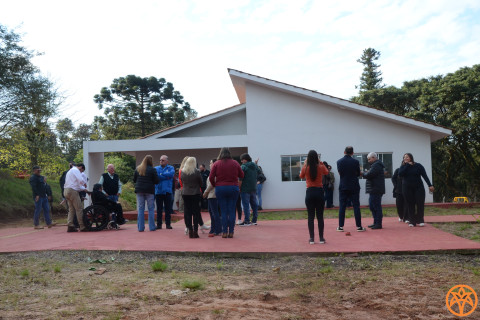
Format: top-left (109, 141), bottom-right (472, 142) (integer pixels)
top-left (0, 0), bottom-right (479, 124)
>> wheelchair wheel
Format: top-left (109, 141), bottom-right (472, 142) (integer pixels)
top-left (83, 205), bottom-right (109, 231)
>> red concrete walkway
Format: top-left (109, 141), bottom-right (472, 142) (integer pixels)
top-left (1, 214), bottom-right (480, 255)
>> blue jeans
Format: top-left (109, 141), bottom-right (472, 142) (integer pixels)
top-left (155, 193), bottom-right (173, 226)
top-left (137, 193), bottom-right (156, 231)
top-left (369, 193), bottom-right (383, 226)
top-left (33, 196), bottom-right (52, 226)
top-left (215, 185), bottom-right (239, 234)
top-left (208, 198), bottom-right (222, 235)
top-left (338, 189), bottom-right (362, 228)
top-left (256, 183), bottom-right (263, 207)
top-left (241, 191), bottom-right (258, 223)
top-left (108, 195), bottom-right (118, 202)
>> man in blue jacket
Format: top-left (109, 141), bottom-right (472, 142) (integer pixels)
top-left (362, 152), bottom-right (385, 229)
top-left (29, 166), bottom-right (55, 229)
top-left (155, 155), bottom-right (175, 229)
top-left (336, 146), bottom-right (366, 232)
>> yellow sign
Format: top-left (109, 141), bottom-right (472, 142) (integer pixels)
top-left (446, 285), bottom-right (478, 317)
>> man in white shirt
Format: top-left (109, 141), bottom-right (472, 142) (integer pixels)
top-left (64, 163), bottom-right (88, 232)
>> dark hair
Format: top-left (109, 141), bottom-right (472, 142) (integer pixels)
top-left (345, 146), bottom-right (354, 155)
top-left (240, 153), bottom-right (252, 162)
top-left (306, 150), bottom-right (319, 181)
top-left (404, 153), bottom-right (415, 163)
top-left (32, 165), bottom-right (40, 171)
top-left (211, 158), bottom-right (217, 163)
top-left (217, 147), bottom-right (232, 160)
top-left (93, 183), bottom-right (102, 192)
top-left (77, 163), bottom-right (85, 170)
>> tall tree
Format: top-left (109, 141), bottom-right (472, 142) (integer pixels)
top-left (0, 24), bottom-right (38, 136)
top-left (356, 48), bottom-right (384, 92)
top-left (352, 64), bottom-right (480, 201)
top-left (93, 75), bottom-right (197, 139)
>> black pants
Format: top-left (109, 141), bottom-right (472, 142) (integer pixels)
top-left (183, 194), bottom-right (201, 232)
top-left (305, 187), bottom-right (325, 240)
top-left (395, 193), bottom-right (407, 221)
top-left (236, 194), bottom-right (242, 220)
top-left (403, 185), bottom-right (425, 225)
top-left (155, 193), bottom-right (173, 227)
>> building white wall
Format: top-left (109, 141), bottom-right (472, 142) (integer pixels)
top-left (244, 84), bottom-right (435, 209)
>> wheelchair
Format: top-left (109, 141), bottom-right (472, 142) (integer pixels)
top-left (82, 204), bottom-right (120, 231)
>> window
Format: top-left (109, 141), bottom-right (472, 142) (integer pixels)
top-left (353, 153), bottom-right (393, 178)
top-left (281, 155), bottom-right (307, 181)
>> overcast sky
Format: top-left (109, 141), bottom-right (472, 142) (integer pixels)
top-left (1, 0), bottom-right (479, 127)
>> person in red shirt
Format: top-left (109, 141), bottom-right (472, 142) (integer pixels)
top-left (300, 150), bottom-right (329, 245)
top-left (209, 147), bottom-right (244, 238)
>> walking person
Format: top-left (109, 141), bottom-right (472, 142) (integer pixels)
top-left (300, 150), bottom-right (329, 244)
top-left (336, 146), bottom-right (366, 232)
top-left (399, 153), bottom-right (434, 227)
top-left (180, 157), bottom-right (203, 238)
top-left (392, 164), bottom-right (407, 223)
top-left (154, 155), bottom-right (175, 229)
top-left (209, 147), bottom-right (244, 238)
top-left (133, 155), bottom-right (159, 232)
top-left (203, 158), bottom-right (222, 237)
top-left (363, 152), bottom-right (385, 230)
top-left (29, 166), bottom-right (55, 229)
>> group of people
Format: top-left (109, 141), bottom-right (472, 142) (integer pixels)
top-left (301, 146), bottom-right (434, 245)
top-left (133, 148), bottom-right (266, 239)
top-left (30, 146), bottom-right (433, 244)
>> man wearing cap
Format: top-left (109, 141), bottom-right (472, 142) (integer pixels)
top-left (64, 163), bottom-right (88, 232)
top-left (29, 166), bottom-right (55, 229)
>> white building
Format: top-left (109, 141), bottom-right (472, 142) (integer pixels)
top-left (84, 69), bottom-right (451, 209)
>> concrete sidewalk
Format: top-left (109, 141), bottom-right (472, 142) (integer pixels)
top-left (1, 215), bottom-right (480, 255)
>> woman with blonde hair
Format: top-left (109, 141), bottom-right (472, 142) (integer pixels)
top-left (133, 155), bottom-right (159, 232)
top-left (180, 157), bottom-right (203, 238)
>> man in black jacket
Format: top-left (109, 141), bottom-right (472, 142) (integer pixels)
top-left (362, 152), bottom-right (385, 229)
top-left (91, 184), bottom-right (125, 225)
top-left (29, 166), bottom-right (55, 229)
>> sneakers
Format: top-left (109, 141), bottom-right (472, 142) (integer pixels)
top-left (251, 222), bottom-right (258, 226)
top-left (47, 222), bottom-right (57, 228)
top-left (336, 227), bottom-right (344, 232)
top-left (309, 238), bottom-right (314, 245)
top-left (405, 220), bottom-right (410, 224)
top-left (419, 223), bottom-right (425, 227)
top-left (319, 238), bottom-right (326, 244)
top-left (239, 221), bottom-right (252, 226)
top-left (370, 225), bottom-right (382, 230)
top-left (236, 219), bottom-right (242, 225)
top-left (34, 225), bottom-right (44, 230)
top-left (185, 227), bottom-right (188, 235)
top-left (356, 227), bottom-right (366, 232)
top-left (200, 224), bottom-right (210, 230)
top-left (409, 224), bottom-right (415, 227)
top-left (398, 218), bottom-right (403, 222)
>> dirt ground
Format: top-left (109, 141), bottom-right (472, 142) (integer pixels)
top-left (1, 250), bottom-right (480, 320)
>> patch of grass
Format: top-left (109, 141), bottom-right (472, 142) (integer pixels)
top-left (212, 309), bottom-right (224, 315)
top-left (181, 279), bottom-right (204, 291)
top-left (319, 266), bottom-right (333, 274)
top-left (216, 260), bottom-right (224, 270)
top-left (20, 269), bottom-right (29, 278)
top-left (151, 260), bottom-right (168, 272)
top-left (53, 266), bottom-right (62, 273)
top-left (433, 222), bottom-right (480, 242)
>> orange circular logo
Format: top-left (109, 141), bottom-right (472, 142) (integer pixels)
top-left (446, 285), bottom-right (478, 317)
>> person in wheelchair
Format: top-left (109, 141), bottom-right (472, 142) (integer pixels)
top-left (92, 183), bottom-right (126, 225)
